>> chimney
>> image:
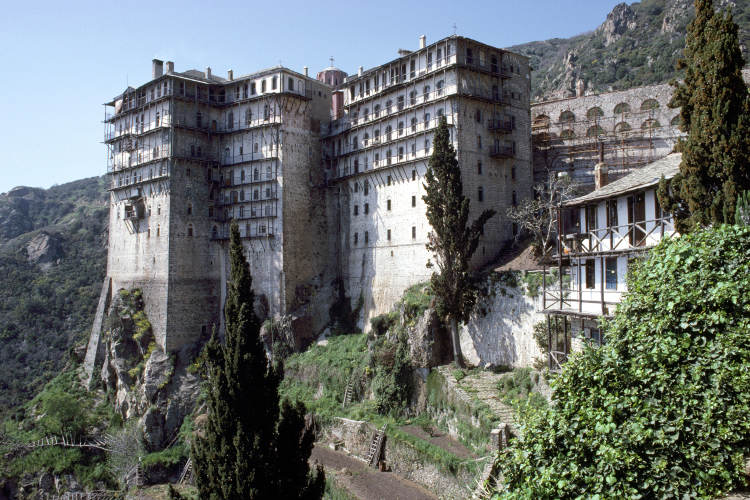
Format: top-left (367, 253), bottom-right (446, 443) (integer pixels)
top-left (358, 66), bottom-right (363, 77)
top-left (227, 69), bottom-right (234, 81)
top-left (594, 163), bottom-right (609, 190)
top-left (152, 59), bottom-right (163, 79)
top-left (419, 35), bottom-right (426, 49)
top-left (205, 67), bottom-right (211, 79)
top-left (304, 66), bottom-right (309, 77)
top-left (165, 61), bottom-right (174, 74)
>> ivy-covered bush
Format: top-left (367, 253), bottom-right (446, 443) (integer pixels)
top-left (493, 225), bottom-right (750, 499)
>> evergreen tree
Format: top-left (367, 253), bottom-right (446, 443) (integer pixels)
top-left (423, 116), bottom-right (495, 367)
top-left (192, 221), bottom-right (324, 500)
top-left (659, 0), bottom-right (750, 231)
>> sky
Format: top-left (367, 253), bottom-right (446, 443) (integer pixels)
top-left (0, 0), bottom-right (627, 194)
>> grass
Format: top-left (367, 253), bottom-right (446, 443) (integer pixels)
top-left (324, 475), bottom-right (357, 500)
top-left (496, 367), bottom-right (548, 410)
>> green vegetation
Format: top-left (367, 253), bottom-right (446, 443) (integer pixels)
top-left (659, 0), bottom-right (750, 231)
top-left (371, 333), bottom-right (413, 416)
top-left (323, 476), bottom-right (356, 500)
top-left (0, 368), bottom-right (117, 488)
top-left (0, 176), bottom-right (108, 417)
top-left (192, 221), bottom-right (324, 500)
top-left (423, 116), bottom-right (495, 367)
top-left (496, 368), bottom-right (548, 411)
top-left (510, 0), bottom-right (750, 99)
top-left (493, 225), bottom-right (750, 499)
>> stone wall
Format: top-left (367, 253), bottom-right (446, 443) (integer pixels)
top-left (459, 276), bottom-right (545, 369)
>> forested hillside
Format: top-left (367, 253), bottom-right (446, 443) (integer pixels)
top-left (0, 178), bottom-right (108, 417)
top-left (510, 0), bottom-right (750, 100)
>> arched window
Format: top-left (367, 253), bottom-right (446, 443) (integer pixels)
top-left (385, 125), bottom-right (392, 141)
top-left (212, 226), bottom-right (218, 239)
top-left (490, 55), bottom-right (499, 73)
top-left (254, 143), bottom-right (259, 153)
top-left (411, 118), bottom-right (417, 132)
top-left (263, 104), bottom-right (270, 120)
top-left (641, 119), bottom-right (661, 130)
top-left (157, 224), bottom-right (161, 237)
top-left (227, 111), bottom-right (234, 129)
top-left (245, 108), bottom-right (252, 125)
top-left (423, 85), bottom-right (431, 100)
top-left (614, 122), bottom-right (632, 134)
top-left (409, 90), bottom-right (417, 106)
top-left (374, 129), bottom-right (380, 142)
top-left (271, 76), bottom-right (278, 90)
top-left (386, 149), bottom-right (392, 165)
top-left (261, 79), bottom-right (266, 93)
top-left (363, 133), bottom-right (370, 146)
top-left (614, 102), bottom-right (631, 115)
top-left (155, 111), bottom-right (160, 126)
top-left (288, 77), bottom-right (294, 91)
top-left (224, 147), bottom-right (230, 161)
top-left (587, 125), bottom-right (605, 137)
top-left (187, 203), bottom-right (193, 215)
top-left (587, 107), bottom-right (604, 119)
top-left (352, 135), bottom-right (358, 150)
top-left (560, 129), bottom-right (575, 140)
top-left (559, 110), bottom-right (575, 123)
top-left (641, 99), bottom-right (659, 111)
top-left (196, 111), bottom-right (202, 128)
top-left (398, 121), bottom-right (404, 136)
top-left (266, 166), bottom-right (271, 178)
top-left (386, 99), bottom-right (392, 114)
top-left (254, 168), bottom-right (259, 181)
top-left (436, 80), bottom-right (444, 95)
top-left (374, 104), bottom-right (381, 117)
top-left (424, 113), bottom-right (431, 127)
top-left (398, 147), bottom-right (404, 160)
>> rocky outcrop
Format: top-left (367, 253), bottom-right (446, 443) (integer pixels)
top-left (597, 3), bottom-right (637, 46)
top-left (99, 289), bottom-right (200, 451)
top-left (25, 231), bottom-right (62, 267)
top-left (405, 308), bottom-right (451, 369)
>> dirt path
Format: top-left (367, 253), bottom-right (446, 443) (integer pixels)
top-left (311, 445), bottom-right (437, 500)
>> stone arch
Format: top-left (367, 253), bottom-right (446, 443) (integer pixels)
top-left (559, 110), bottom-right (575, 123)
top-left (614, 102), bottom-right (631, 115)
top-left (587, 125), bottom-right (605, 137)
top-left (670, 115), bottom-right (682, 127)
top-left (560, 129), bottom-right (575, 140)
top-left (587, 106), bottom-right (604, 119)
top-left (614, 122), bottom-right (632, 134)
top-left (641, 119), bottom-right (661, 130)
top-left (641, 98), bottom-right (659, 111)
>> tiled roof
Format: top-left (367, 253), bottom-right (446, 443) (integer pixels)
top-left (565, 153), bottom-right (682, 206)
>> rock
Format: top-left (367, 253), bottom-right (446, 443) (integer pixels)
top-left (25, 232), bottom-right (62, 266)
top-left (38, 472), bottom-right (54, 493)
top-left (142, 407), bottom-right (165, 450)
top-left (597, 3), bottom-right (637, 46)
top-left (407, 309), bottom-right (452, 368)
top-left (142, 349), bottom-right (172, 403)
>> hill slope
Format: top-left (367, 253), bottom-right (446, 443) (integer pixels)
top-left (510, 0), bottom-right (750, 100)
top-left (0, 177), bottom-right (108, 417)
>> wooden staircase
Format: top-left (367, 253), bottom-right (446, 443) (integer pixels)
top-left (342, 379), bottom-right (354, 408)
top-left (179, 457), bottom-right (194, 485)
top-left (365, 424), bottom-right (387, 467)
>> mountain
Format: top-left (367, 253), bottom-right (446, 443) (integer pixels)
top-left (510, 0), bottom-right (750, 100)
top-left (0, 177), bottom-right (108, 417)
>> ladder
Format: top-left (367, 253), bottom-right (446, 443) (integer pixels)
top-left (342, 379), bottom-right (354, 408)
top-left (365, 424), bottom-right (387, 467)
top-left (179, 457), bottom-right (194, 485)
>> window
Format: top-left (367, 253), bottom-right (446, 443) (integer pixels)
top-left (437, 80), bottom-right (444, 96)
top-left (475, 109), bottom-right (482, 123)
top-left (477, 135), bottom-right (482, 149)
top-left (512, 190), bottom-right (517, 206)
top-left (606, 258), bottom-right (618, 290)
top-left (411, 143), bottom-right (416, 157)
top-left (478, 161), bottom-right (483, 175)
top-left (352, 135), bottom-right (358, 150)
top-left (387, 229), bottom-right (391, 241)
top-left (253, 189), bottom-right (259, 200)
top-left (364, 231), bottom-right (369, 244)
top-left (398, 147), bottom-right (404, 160)
top-left (586, 205), bottom-right (598, 232)
top-left (243, 84), bottom-right (248, 98)
top-left (196, 111), bottom-right (202, 128)
top-left (354, 158), bottom-right (360, 173)
top-left (386, 149), bottom-right (392, 165)
top-left (364, 108), bottom-right (370, 120)
top-left (288, 77), bottom-right (294, 91)
top-left (410, 90), bottom-right (417, 106)
top-left (187, 203), bottom-right (193, 215)
top-left (478, 186), bottom-right (484, 202)
top-left (157, 224), bottom-right (161, 237)
top-left (261, 79), bottom-right (267, 93)
top-left (364, 203), bottom-right (369, 214)
top-left (387, 175), bottom-right (392, 186)
top-left (187, 224), bottom-right (194, 237)
top-left (607, 199), bottom-right (618, 228)
top-left (386, 126), bottom-right (392, 141)
top-left (412, 195), bottom-right (416, 207)
top-left (354, 232), bottom-right (358, 245)
top-left (585, 260), bottom-right (595, 289)
top-left (271, 76), bottom-right (277, 90)
top-left (265, 187), bottom-right (271, 198)
top-left (511, 165), bottom-right (516, 180)
top-left (397, 96), bottom-right (404, 110)
top-left (412, 226), bottom-right (416, 239)
top-left (423, 85), bottom-right (431, 100)
top-left (227, 112), bottom-right (234, 130)
top-left (264, 104), bottom-right (270, 120)
top-left (354, 205), bottom-right (359, 216)
top-left (410, 60), bottom-right (416, 78)
top-left (425, 138), bottom-right (430, 153)
top-left (354, 182), bottom-right (359, 193)
top-left (363, 133), bottom-right (369, 146)
top-left (427, 51), bottom-right (433, 70)
top-left (364, 181), bottom-right (369, 195)
top-left (250, 82), bottom-right (256, 94)
top-left (411, 117), bottom-right (417, 132)
top-left (398, 121), bottom-right (404, 136)
top-left (374, 104), bottom-right (380, 117)
top-left (387, 199), bottom-right (391, 210)
top-left (491, 55), bottom-right (498, 73)
top-left (374, 129), bottom-right (380, 142)
top-left (254, 143), bottom-right (259, 153)
top-left (424, 113), bottom-right (431, 127)
top-left (245, 108), bottom-right (252, 125)
top-left (466, 48), bottom-right (474, 64)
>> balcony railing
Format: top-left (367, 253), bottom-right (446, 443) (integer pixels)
top-left (560, 216), bottom-right (675, 256)
top-left (487, 119), bottom-right (513, 133)
top-left (489, 145), bottom-right (514, 158)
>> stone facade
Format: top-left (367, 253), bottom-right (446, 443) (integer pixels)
top-left (324, 36), bottom-right (533, 327)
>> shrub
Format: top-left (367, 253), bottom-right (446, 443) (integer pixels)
top-left (494, 225), bottom-right (750, 499)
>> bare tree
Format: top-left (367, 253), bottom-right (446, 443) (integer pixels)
top-left (507, 173), bottom-right (578, 258)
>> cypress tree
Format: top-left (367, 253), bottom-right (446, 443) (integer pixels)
top-left (423, 116), bottom-right (495, 367)
top-left (192, 221), bottom-right (324, 499)
top-left (659, 0), bottom-right (750, 231)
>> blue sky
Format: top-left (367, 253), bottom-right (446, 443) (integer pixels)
top-left (0, 0), bottom-right (627, 194)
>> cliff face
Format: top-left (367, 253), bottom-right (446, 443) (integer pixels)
top-left (509, 0), bottom-right (749, 100)
top-left (0, 177), bottom-right (108, 417)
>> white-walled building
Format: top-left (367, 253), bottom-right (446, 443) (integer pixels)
top-left (541, 153), bottom-right (680, 368)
